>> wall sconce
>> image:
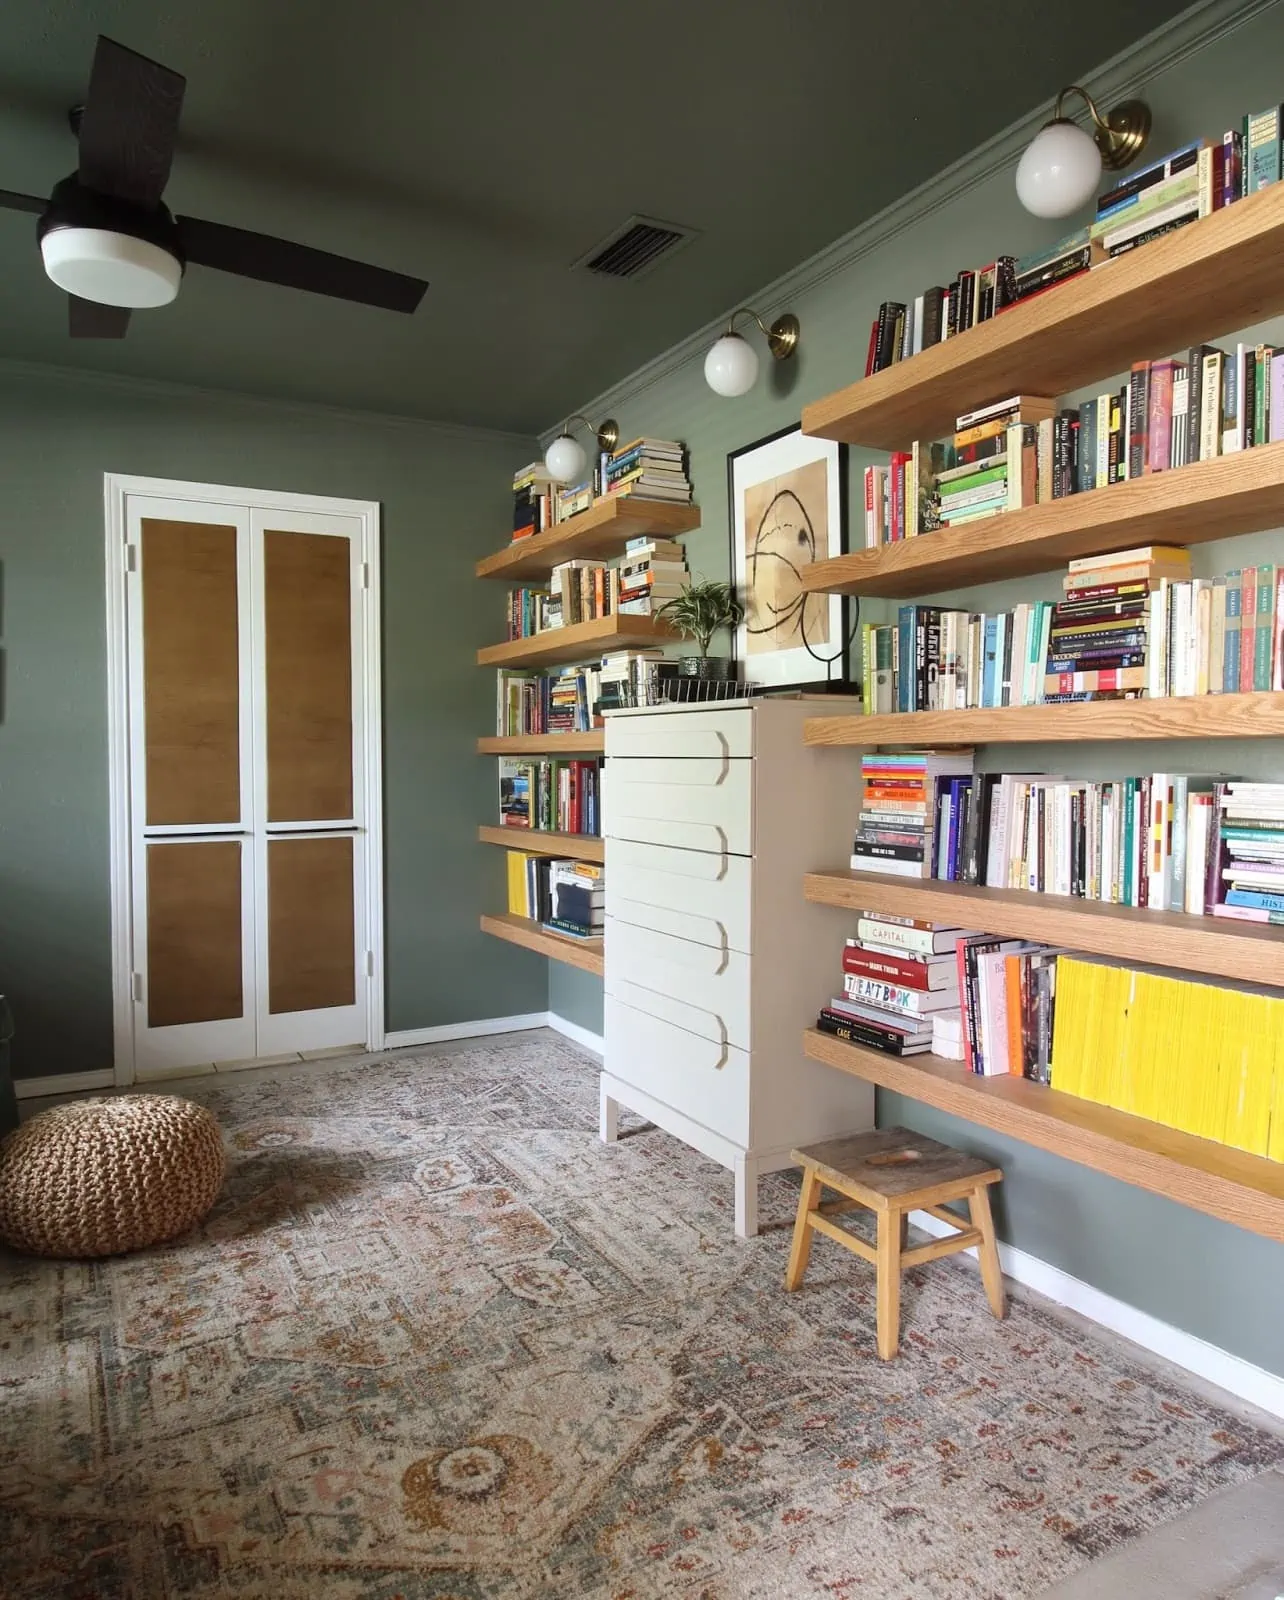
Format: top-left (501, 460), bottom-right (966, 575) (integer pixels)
top-left (1015, 85), bottom-right (1152, 219)
top-left (543, 413), bottom-right (620, 485)
top-left (704, 307), bottom-right (801, 397)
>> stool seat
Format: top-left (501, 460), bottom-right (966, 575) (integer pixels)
top-left (785, 1126), bottom-right (1005, 1359)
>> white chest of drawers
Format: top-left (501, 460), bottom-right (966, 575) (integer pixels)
top-left (600, 697), bottom-right (874, 1236)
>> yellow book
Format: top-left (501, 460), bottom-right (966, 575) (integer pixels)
top-left (1219, 997), bottom-right (1255, 1151)
top-left (1094, 965), bottom-right (1126, 1110)
top-left (1117, 969), bottom-right (1149, 1119)
top-left (1192, 985), bottom-right (1226, 1143)
top-left (506, 850), bottom-right (532, 917)
top-left (1243, 994), bottom-right (1281, 1156)
top-left (1074, 961), bottom-right (1107, 1103)
top-left (1268, 1005), bottom-right (1284, 1163)
top-left (1149, 971), bottom-right (1184, 1131)
top-left (1138, 972), bottom-right (1169, 1125)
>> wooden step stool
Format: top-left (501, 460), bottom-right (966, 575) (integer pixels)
top-left (785, 1126), bottom-right (1005, 1359)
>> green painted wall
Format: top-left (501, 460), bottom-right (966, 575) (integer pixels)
top-left (0, 362), bottom-right (547, 1080)
top-left (547, 3), bottom-right (1284, 1374)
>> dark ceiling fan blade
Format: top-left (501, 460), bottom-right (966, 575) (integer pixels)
top-left (0, 189), bottom-right (46, 214)
top-left (77, 36), bottom-right (186, 207)
top-left (176, 215), bottom-right (428, 313)
top-left (69, 296), bottom-right (131, 338)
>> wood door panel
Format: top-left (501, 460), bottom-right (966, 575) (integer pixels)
top-left (147, 841), bottom-right (244, 1027)
top-left (268, 836), bottom-right (356, 1014)
top-left (141, 519), bottom-right (241, 825)
top-left (264, 530), bottom-right (353, 822)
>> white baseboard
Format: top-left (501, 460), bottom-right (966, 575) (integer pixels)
top-left (545, 1012), bottom-right (604, 1056)
top-left (15, 1069), bottom-right (115, 1100)
top-left (909, 1207), bottom-right (1284, 1421)
top-left (382, 1013), bottom-right (548, 1049)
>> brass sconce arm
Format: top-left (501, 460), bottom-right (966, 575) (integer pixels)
top-left (1052, 84), bottom-right (1152, 172)
top-left (723, 307), bottom-right (801, 361)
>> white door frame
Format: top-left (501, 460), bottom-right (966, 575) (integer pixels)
top-left (104, 473), bottom-right (386, 1085)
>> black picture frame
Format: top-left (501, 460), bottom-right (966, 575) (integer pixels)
top-left (725, 422), bottom-right (856, 692)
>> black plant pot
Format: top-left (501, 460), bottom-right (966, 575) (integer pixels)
top-left (677, 655), bottom-right (737, 681)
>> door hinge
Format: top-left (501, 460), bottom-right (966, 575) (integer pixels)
top-left (125, 544), bottom-right (138, 572)
top-left (130, 972), bottom-right (144, 1002)
top-left (365, 950), bottom-right (375, 977)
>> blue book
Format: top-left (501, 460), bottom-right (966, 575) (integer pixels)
top-left (897, 605), bottom-right (915, 712)
top-left (1226, 888), bottom-right (1284, 912)
top-left (982, 616), bottom-right (999, 708)
top-left (1224, 570), bottom-right (1242, 691)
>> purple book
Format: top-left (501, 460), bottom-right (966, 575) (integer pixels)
top-left (1271, 352), bottom-right (1284, 444)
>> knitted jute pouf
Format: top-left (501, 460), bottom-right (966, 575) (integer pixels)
top-left (0, 1094), bottom-right (225, 1258)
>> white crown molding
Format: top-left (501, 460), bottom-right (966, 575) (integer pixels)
top-left (542, 0), bottom-right (1277, 441)
top-left (0, 356), bottom-right (534, 447)
top-left (909, 1207), bottom-right (1284, 1419)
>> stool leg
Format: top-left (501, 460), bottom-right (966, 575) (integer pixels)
top-left (898, 1211), bottom-right (909, 1251)
top-left (785, 1170), bottom-right (821, 1291)
top-left (969, 1183), bottom-right (1007, 1321)
top-left (875, 1207), bottom-right (902, 1360)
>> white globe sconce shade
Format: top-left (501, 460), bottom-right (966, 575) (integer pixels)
top-left (704, 332), bottom-right (760, 398)
top-left (703, 309), bottom-right (800, 398)
top-left (40, 227), bottom-right (182, 308)
top-left (1015, 120), bottom-right (1103, 220)
top-left (1015, 87), bottom-right (1152, 220)
top-left (543, 432), bottom-right (588, 485)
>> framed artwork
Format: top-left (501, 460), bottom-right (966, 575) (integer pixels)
top-left (727, 424), bottom-right (848, 688)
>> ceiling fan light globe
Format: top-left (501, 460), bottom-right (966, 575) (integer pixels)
top-left (40, 227), bottom-right (181, 308)
top-left (704, 332), bottom-right (759, 397)
top-left (1015, 120), bottom-right (1103, 218)
top-left (544, 433), bottom-right (587, 485)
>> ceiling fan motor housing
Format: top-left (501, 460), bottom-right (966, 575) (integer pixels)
top-left (38, 174), bottom-right (184, 308)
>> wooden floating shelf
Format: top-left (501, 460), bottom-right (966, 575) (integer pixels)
top-left (480, 912), bottom-right (603, 976)
top-left (800, 444), bottom-right (1284, 599)
top-left (477, 614), bottom-right (675, 669)
top-left (477, 732), bottom-right (605, 755)
top-left (804, 691), bottom-right (1284, 748)
top-left (803, 869), bottom-right (1284, 988)
top-left (803, 1029), bottom-right (1284, 1243)
top-left (477, 824), bottom-right (604, 863)
top-left (802, 184), bottom-right (1284, 451)
top-left (476, 498), bottom-right (700, 583)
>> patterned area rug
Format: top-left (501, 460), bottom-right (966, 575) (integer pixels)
top-left (2, 1033), bottom-right (1281, 1600)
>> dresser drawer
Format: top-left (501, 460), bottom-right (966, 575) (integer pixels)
top-left (605, 918), bottom-right (750, 1051)
top-left (607, 839), bottom-right (752, 955)
top-left (604, 757), bottom-right (752, 857)
top-left (606, 707), bottom-right (753, 760)
top-left (605, 996), bottom-right (750, 1146)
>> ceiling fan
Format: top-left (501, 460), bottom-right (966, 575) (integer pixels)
top-left (0, 35), bottom-right (428, 338)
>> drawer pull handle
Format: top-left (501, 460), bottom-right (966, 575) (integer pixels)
top-left (611, 903), bottom-right (729, 966)
top-left (613, 981), bottom-right (729, 1063)
top-left (611, 818), bottom-right (729, 855)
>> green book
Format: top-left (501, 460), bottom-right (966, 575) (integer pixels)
top-left (1245, 106), bottom-right (1283, 192)
top-left (1254, 565), bottom-right (1276, 691)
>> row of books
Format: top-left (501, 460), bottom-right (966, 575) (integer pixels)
top-left (505, 540), bottom-right (690, 640)
top-left (1052, 953), bottom-right (1284, 1158)
top-left (850, 748), bottom-right (1284, 923)
top-left (498, 758), bottom-right (602, 836)
top-left (505, 852), bottom-right (604, 941)
top-left (860, 546), bottom-right (1283, 711)
top-left (495, 666), bottom-right (601, 736)
top-left (862, 109), bottom-right (1284, 377)
top-left (509, 438), bottom-right (692, 543)
top-left (816, 917), bottom-right (1284, 1161)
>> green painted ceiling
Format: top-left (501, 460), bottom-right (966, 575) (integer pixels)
top-left (0, 0), bottom-right (1190, 432)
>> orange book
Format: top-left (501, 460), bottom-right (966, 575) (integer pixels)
top-left (1006, 953), bottom-right (1024, 1076)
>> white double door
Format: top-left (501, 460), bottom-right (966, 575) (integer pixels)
top-left (118, 487), bottom-right (379, 1078)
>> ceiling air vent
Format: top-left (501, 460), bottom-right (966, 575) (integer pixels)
top-left (575, 215), bottom-right (698, 280)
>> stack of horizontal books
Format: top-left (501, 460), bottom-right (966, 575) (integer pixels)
top-left (815, 915), bottom-right (973, 1057)
top-left (617, 536), bottom-right (688, 616)
top-left (604, 438), bottom-right (692, 503)
top-left (850, 750), bottom-right (975, 878)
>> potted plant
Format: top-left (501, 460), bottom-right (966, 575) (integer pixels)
top-left (658, 579), bottom-right (744, 683)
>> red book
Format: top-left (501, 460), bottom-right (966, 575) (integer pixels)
top-left (1241, 566), bottom-right (1258, 694)
top-left (843, 946), bottom-right (957, 992)
top-left (1127, 361), bottom-right (1150, 479)
top-left (864, 319), bottom-right (879, 378)
top-left (1147, 359), bottom-right (1176, 474)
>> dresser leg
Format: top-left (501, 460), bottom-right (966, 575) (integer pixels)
top-left (734, 1154), bottom-right (759, 1239)
top-left (599, 1082), bottom-right (620, 1144)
